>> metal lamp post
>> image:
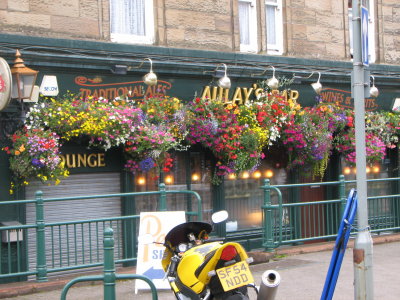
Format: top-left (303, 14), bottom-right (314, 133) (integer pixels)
top-left (351, 1), bottom-right (374, 299)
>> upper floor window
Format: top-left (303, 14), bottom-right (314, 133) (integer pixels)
top-left (239, 0), bottom-right (258, 53)
top-left (265, 0), bottom-right (283, 55)
top-left (110, 0), bottom-right (154, 45)
top-left (348, 0), bottom-right (376, 63)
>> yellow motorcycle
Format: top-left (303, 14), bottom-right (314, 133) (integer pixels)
top-left (161, 211), bottom-right (256, 300)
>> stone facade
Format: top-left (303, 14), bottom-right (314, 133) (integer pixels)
top-left (0, 0), bottom-right (398, 64)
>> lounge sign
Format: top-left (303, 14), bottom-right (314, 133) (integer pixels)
top-left (60, 153), bottom-right (106, 169)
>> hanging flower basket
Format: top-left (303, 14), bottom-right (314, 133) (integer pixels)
top-left (2, 90), bottom-right (400, 189)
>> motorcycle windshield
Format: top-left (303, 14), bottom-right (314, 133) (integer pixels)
top-left (164, 221), bottom-right (213, 247)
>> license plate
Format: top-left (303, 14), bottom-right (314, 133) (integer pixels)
top-left (216, 261), bottom-right (254, 292)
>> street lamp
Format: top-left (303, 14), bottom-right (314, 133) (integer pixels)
top-left (352, 1), bottom-right (374, 299)
top-left (10, 50), bottom-right (38, 101)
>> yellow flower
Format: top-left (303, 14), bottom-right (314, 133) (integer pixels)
top-left (55, 179), bottom-right (60, 185)
top-left (19, 145), bottom-right (25, 152)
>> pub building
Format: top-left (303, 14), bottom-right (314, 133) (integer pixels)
top-left (0, 34), bottom-right (399, 276)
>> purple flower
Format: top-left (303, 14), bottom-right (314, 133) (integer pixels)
top-left (32, 158), bottom-right (44, 168)
top-left (139, 157), bottom-right (155, 171)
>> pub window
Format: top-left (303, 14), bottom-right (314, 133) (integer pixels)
top-left (348, 0), bottom-right (376, 63)
top-left (110, 0), bottom-right (155, 45)
top-left (239, 0), bottom-right (258, 53)
top-left (265, 0), bottom-right (283, 55)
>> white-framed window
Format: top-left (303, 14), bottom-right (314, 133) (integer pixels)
top-left (265, 0), bottom-right (283, 55)
top-left (110, 0), bottom-right (155, 45)
top-left (348, 0), bottom-right (376, 63)
top-left (239, 0), bottom-right (258, 53)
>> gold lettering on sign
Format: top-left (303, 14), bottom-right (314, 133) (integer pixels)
top-left (242, 88), bottom-right (253, 102)
top-left (232, 88), bottom-right (243, 105)
top-left (60, 153), bottom-right (106, 169)
top-left (201, 84), bottom-right (299, 104)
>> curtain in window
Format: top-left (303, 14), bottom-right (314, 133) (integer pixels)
top-left (111, 0), bottom-right (145, 36)
top-left (265, 3), bottom-right (277, 45)
top-left (239, 1), bottom-right (251, 45)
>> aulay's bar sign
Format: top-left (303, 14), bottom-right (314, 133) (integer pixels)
top-left (75, 76), bottom-right (172, 99)
top-left (201, 84), bottom-right (299, 104)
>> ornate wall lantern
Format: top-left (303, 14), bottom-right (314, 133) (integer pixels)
top-left (10, 50), bottom-right (38, 101)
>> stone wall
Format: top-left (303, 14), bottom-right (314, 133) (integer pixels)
top-left (379, 0), bottom-right (400, 64)
top-left (0, 0), bottom-right (102, 40)
top-left (285, 0), bottom-right (349, 60)
top-left (0, 0), bottom-right (398, 65)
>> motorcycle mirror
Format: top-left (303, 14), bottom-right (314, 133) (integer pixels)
top-left (137, 234), bottom-right (154, 245)
top-left (211, 210), bottom-right (229, 224)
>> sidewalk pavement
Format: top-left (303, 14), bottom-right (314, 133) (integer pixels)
top-left (0, 233), bottom-right (399, 300)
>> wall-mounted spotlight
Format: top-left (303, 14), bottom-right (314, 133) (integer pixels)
top-left (131, 58), bottom-right (157, 86)
top-left (216, 63), bottom-right (231, 89)
top-left (294, 71), bottom-right (323, 94)
top-left (266, 66), bottom-right (279, 90)
top-left (369, 75), bottom-right (379, 98)
top-left (311, 72), bottom-right (323, 94)
top-left (251, 65), bottom-right (279, 89)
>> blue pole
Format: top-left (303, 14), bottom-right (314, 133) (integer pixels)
top-left (321, 189), bottom-right (358, 300)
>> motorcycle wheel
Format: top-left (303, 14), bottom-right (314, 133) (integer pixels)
top-left (212, 286), bottom-right (249, 300)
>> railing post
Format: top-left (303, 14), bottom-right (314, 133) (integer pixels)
top-left (262, 179), bottom-right (275, 252)
top-left (35, 190), bottom-right (47, 282)
top-left (339, 174), bottom-right (346, 217)
top-left (159, 183), bottom-right (167, 211)
top-left (103, 227), bottom-right (116, 300)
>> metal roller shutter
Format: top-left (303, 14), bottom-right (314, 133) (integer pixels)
top-left (25, 172), bottom-right (122, 276)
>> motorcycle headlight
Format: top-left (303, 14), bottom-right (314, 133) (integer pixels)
top-left (178, 243), bottom-right (188, 253)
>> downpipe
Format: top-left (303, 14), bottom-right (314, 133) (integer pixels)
top-left (257, 270), bottom-right (281, 300)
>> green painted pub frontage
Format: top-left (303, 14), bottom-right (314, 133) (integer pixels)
top-left (0, 33), bottom-right (399, 280)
